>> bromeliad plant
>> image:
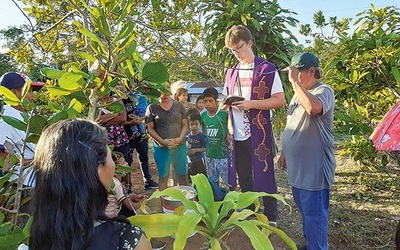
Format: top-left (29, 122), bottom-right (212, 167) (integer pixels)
top-left (128, 174), bottom-right (296, 250)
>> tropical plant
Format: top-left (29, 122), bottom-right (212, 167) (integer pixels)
top-left (129, 174), bottom-right (296, 250)
top-left (0, 173), bottom-right (32, 250)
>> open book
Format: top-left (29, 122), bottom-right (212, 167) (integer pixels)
top-left (221, 95), bottom-right (245, 105)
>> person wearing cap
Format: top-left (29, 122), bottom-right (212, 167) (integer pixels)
top-left (223, 25), bottom-right (285, 225)
top-left (278, 52), bottom-right (336, 250)
top-left (0, 72), bottom-right (44, 187)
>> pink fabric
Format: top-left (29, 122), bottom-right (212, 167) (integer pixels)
top-left (370, 101), bottom-right (400, 151)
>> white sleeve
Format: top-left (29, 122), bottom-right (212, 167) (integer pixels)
top-left (271, 71), bottom-right (283, 95)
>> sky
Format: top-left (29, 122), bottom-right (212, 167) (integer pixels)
top-left (0, 0), bottom-right (399, 47)
top-left (278, 0), bottom-right (399, 44)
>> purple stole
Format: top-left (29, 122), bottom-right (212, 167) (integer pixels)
top-left (226, 56), bottom-right (277, 193)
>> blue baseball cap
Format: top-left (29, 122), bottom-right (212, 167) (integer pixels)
top-left (0, 72), bottom-right (45, 91)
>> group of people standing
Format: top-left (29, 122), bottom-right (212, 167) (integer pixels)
top-left (0, 24), bottom-right (336, 250)
top-left (223, 25), bottom-right (336, 250)
top-left (144, 24), bottom-right (336, 249)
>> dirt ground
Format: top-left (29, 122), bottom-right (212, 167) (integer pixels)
top-left (130, 140), bottom-right (400, 250)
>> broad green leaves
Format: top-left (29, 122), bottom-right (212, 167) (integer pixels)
top-left (305, 5), bottom-right (400, 169)
top-left (142, 62), bottom-right (169, 83)
top-left (129, 174), bottom-right (295, 250)
top-left (0, 87), bottom-right (19, 106)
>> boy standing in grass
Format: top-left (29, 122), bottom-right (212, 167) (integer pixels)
top-left (186, 112), bottom-right (207, 177)
top-left (201, 87), bottom-right (229, 186)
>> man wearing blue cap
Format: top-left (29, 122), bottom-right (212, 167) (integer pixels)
top-left (278, 53), bottom-right (336, 250)
top-left (0, 72), bottom-right (44, 187)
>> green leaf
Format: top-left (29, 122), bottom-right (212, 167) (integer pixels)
top-left (73, 21), bottom-right (106, 48)
top-left (350, 70), bottom-right (358, 83)
top-left (142, 62), bottom-right (169, 83)
top-left (99, 8), bottom-right (111, 37)
top-left (46, 87), bottom-right (73, 96)
top-left (59, 73), bottom-right (83, 90)
top-left (28, 115), bottom-right (47, 135)
top-left (64, 90), bottom-right (88, 104)
top-left (115, 39), bottom-right (137, 62)
top-left (107, 102), bottom-right (125, 114)
top-left (253, 220), bottom-right (297, 249)
top-left (231, 220), bottom-right (272, 250)
top-left (173, 213), bottom-right (202, 249)
top-left (0, 173), bottom-right (13, 189)
top-left (135, 86), bottom-right (161, 99)
top-left (115, 164), bottom-right (132, 173)
top-left (68, 98), bottom-right (83, 114)
top-left (127, 214), bottom-right (181, 238)
top-left (40, 67), bottom-right (64, 80)
top-left (26, 134), bottom-right (40, 144)
top-left (191, 174), bottom-right (214, 210)
top-left (392, 66), bottom-right (400, 83)
top-left (335, 112), bottom-right (353, 122)
top-left (21, 80), bottom-right (31, 100)
top-left (210, 237), bottom-right (222, 250)
top-left (47, 110), bottom-right (69, 125)
top-left (115, 22), bottom-right (135, 41)
top-left (0, 86), bottom-right (20, 104)
top-left (251, 18), bottom-right (261, 31)
top-left (77, 52), bottom-right (97, 62)
top-left (1, 115), bottom-right (27, 132)
top-left (22, 217), bottom-right (32, 238)
top-left (0, 223), bottom-right (25, 250)
top-left (71, 66), bottom-right (90, 79)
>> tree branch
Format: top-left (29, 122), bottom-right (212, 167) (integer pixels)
top-left (0, 207), bottom-right (18, 214)
top-left (12, 0), bottom-right (34, 30)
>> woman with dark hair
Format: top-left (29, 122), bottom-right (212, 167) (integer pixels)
top-left (30, 119), bottom-right (151, 250)
top-left (146, 83), bottom-right (189, 191)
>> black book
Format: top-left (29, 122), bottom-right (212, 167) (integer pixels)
top-left (222, 95), bottom-right (245, 105)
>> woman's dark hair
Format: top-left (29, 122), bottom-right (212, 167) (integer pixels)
top-left (30, 119), bottom-right (109, 250)
top-left (196, 95), bottom-right (204, 104)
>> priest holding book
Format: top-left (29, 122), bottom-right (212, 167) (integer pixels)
top-left (222, 25), bottom-right (285, 226)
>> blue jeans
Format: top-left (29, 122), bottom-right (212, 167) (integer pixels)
top-left (292, 187), bottom-right (329, 250)
top-left (128, 137), bottom-right (152, 182)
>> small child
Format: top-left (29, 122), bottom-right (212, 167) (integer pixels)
top-left (195, 95), bottom-right (205, 113)
top-left (201, 87), bottom-right (229, 187)
top-left (174, 87), bottom-right (193, 109)
top-left (105, 151), bottom-right (150, 219)
top-left (128, 92), bottom-right (147, 139)
top-left (186, 113), bottom-right (207, 177)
